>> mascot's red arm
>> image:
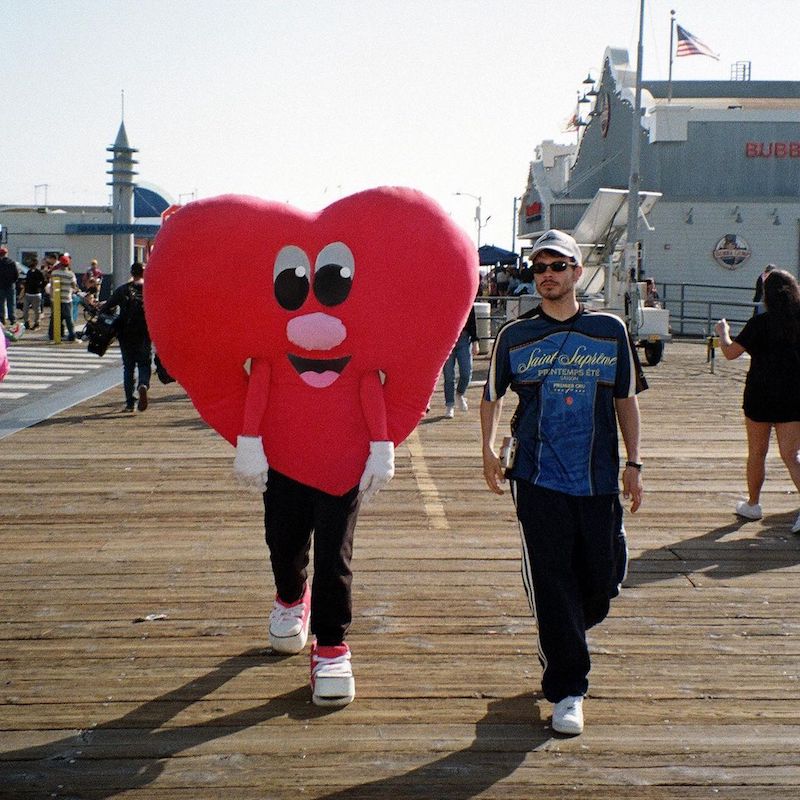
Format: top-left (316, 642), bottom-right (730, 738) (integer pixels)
top-left (359, 372), bottom-right (389, 442)
top-left (241, 360), bottom-right (271, 436)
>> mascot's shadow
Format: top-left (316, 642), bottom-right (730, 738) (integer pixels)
top-left (0, 650), bottom-right (549, 799)
top-left (626, 514), bottom-right (800, 587)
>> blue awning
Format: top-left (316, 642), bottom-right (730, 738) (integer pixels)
top-left (478, 244), bottom-right (519, 266)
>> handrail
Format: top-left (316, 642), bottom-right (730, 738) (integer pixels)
top-left (475, 280), bottom-right (758, 345)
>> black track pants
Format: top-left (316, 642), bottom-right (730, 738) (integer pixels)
top-left (511, 480), bottom-right (626, 703)
top-left (263, 469), bottom-right (361, 646)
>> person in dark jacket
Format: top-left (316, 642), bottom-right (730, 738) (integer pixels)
top-left (101, 262), bottom-right (151, 412)
top-left (23, 258), bottom-right (46, 329)
top-left (0, 247), bottom-right (19, 326)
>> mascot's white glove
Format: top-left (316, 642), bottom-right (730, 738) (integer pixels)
top-left (233, 435), bottom-right (269, 492)
top-left (359, 441), bottom-right (395, 504)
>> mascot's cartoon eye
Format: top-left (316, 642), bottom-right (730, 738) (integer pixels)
top-left (313, 242), bottom-right (354, 307)
top-left (274, 245), bottom-right (311, 311)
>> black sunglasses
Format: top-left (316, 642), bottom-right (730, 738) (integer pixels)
top-left (531, 260), bottom-right (575, 274)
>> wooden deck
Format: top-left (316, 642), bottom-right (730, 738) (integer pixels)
top-left (1, 340), bottom-right (799, 799)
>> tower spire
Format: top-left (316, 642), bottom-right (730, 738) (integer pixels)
top-left (107, 112), bottom-right (138, 288)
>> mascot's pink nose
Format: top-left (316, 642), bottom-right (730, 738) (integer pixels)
top-left (286, 312), bottom-right (347, 351)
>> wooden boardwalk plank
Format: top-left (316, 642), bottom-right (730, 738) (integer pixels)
top-left (1, 340), bottom-right (799, 798)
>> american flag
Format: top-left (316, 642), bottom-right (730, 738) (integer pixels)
top-left (676, 24), bottom-right (719, 60)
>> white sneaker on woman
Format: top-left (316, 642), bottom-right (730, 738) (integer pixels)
top-left (735, 500), bottom-right (762, 520)
top-left (791, 512), bottom-right (800, 534)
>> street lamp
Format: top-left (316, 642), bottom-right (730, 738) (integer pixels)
top-left (454, 191), bottom-right (489, 248)
top-left (511, 195), bottom-right (523, 253)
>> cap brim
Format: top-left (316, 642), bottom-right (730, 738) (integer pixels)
top-left (530, 243), bottom-right (581, 265)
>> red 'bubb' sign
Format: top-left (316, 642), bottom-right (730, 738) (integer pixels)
top-left (745, 142), bottom-right (800, 158)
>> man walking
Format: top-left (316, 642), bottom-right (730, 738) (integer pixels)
top-left (100, 262), bottom-right (151, 412)
top-left (480, 229), bottom-right (646, 735)
top-left (46, 254), bottom-right (79, 341)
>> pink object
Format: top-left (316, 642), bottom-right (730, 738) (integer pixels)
top-left (0, 331), bottom-right (8, 382)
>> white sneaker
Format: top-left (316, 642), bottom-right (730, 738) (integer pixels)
top-left (444, 405), bottom-right (455, 419)
top-left (552, 695), bottom-right (584, 735)
top-left (269, 584), bottom-right (310, 654)
top-left (735, 500), bottom-right (762, 520)
top-left (457, 394), bottom-right (468, 412)
top-left (311, 642), bottom-right (355, 707)
top-left (791, 512), bottom-right (800, 534)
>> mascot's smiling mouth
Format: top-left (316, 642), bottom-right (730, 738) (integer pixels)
top-left (287, 354), bottom-right (352, 388)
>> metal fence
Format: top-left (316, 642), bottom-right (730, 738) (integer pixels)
top-left (658, 282), bottom-right (755, 338)
top-left (474, 281), bottom-right (757, 349)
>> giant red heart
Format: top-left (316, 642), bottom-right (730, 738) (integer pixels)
top-left (145, 188), bottom-right (479, 494)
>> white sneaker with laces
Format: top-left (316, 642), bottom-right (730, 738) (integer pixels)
top-left (269, 584), bottom-right (310, 654)
top-left (791, 512), bottom-right (800, 534)
top-left (311, 642), bottom-right (355, 707)
top-left (552, 695), bottom-right (584, 735)
top-left (735, 500), bottom-right (762, 520)
top-left (444, 405), bottom-right (455, 419)
top-left (457, 394), bottom-right (468, 412)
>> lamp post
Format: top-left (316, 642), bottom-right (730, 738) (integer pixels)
top-left (454, 191), bottom-right (488, 248)
top-left (512, 195), bottom-right (522, 253)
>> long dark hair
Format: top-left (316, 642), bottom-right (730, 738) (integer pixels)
top-left (764, 269), bottom-right (800, 345)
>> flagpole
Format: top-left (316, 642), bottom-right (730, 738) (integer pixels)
top-left (667, 9), bottom-right (675, 102)
top-left (624, 0), bottom-right (646, 293)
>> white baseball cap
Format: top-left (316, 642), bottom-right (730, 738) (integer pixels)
top-left (530, 229), bottom-right (583, 266)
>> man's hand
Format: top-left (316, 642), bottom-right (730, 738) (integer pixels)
top-left (359, 441), bottom-right (395, 504)
top-left (622, 464), bottom-right (643, 512)
top-left (482, 448), bottom-right (506, 495)
top-left (233, 435), bottom-right (269, 492)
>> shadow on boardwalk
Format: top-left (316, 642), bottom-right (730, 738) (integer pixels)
top-left (0, 648), bottom-right (550, 799)
top-left (626, 516), bottom-right (800, 587)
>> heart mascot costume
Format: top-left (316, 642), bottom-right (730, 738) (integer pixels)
top-left (145, 187), bottom-right (478, 705)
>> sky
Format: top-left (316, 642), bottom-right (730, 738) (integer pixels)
top-left (3, 0), bottom-right (800, 250)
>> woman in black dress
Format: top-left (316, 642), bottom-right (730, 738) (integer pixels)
top-left (715, 269), bottom-right (800, 533)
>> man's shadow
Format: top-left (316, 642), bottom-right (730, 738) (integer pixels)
top-left (0, 649), bottom-right (549, 799)
top-left (626, 513), bottom-right (800, 587)
top-left (315, 693), bottom-right (550, 800)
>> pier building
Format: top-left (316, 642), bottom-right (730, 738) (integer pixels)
top-left (518, 47), bottom-right (800, 330)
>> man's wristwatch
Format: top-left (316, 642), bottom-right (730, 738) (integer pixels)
top-left (625, 461), bottom-right (643, 471)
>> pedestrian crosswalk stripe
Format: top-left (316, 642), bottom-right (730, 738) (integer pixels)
top-left (3, 374), bottom-right (72, 382)
top-left (1, 343), bottom-right (121, 408)
top-left (1, 382), bottom-right (60, 390)
top-left (10, 366), bottom-right (103, 374)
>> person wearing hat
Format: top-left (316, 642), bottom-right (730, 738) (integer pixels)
top-left (480, 229), bottom-right (647, 735)
top-left (0, 246), bottom-right (20, 327)
top-left (46, 254), bottom-right (79, 341)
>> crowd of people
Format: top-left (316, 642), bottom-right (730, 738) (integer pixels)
top-left (479, 263), bottom-right (537, 298)
top-left (0, 249), bottom-right (106, 337)
top-left (1, 253), bottom-right (153, 414)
